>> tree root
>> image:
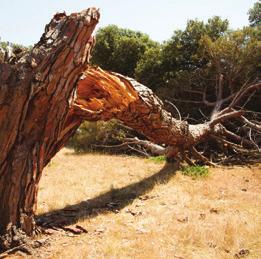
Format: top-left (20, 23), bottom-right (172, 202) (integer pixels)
top-left (0, 244), bottom-right (32, 258)
top-left (0, 224), bottom-right (46, 254)
top-left (0, 225), bottom-right (28, 252)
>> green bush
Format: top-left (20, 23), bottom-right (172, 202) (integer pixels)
top-left (181, 165), bottom-right (209, 179)
top-left (148, 155), bottom-right (166, 163)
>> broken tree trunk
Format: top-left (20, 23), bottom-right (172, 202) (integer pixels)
top-left (0, 8), bottom-right (99, 250)
top-left (72, 67), bottom-right (260, 163)
top-left (73, 68), bottom-right (203, 145)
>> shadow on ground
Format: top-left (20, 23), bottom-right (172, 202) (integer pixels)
top-left (37, 162), bottom-right (179, 227)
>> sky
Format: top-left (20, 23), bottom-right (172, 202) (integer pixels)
top-left (0, 0), bottom-right (257, 46)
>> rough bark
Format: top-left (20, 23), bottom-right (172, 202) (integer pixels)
top-left (73, 68), bottom-right (199, 147)
top-left (73, 67), bottom-right (260, 162)
top-left (0, 8), bottom-right (99, 250)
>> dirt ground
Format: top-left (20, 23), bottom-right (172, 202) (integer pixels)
top-left (5, 148), bottom-right (261, 259)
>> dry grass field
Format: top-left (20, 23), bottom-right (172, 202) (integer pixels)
top-left (13, 148), bottom-right (261, 258)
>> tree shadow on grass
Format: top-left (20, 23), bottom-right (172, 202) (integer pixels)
top-left (37, 162), bottom-right (179, 227)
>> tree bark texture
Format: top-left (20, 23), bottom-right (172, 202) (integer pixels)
top-left (73, 68), bottom-right (223, 153)
top-left (0, 8), bottom-right (99, 249)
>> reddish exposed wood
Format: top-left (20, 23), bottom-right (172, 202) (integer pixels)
top-left (74, 67), bottom-right (190, 146)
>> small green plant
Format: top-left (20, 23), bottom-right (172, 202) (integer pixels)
top-left (181, 165), bottom-right (209, 179)
top-left (148, 155), bottom-right (166, 163)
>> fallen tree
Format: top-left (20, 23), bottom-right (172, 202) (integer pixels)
top-left (0, 7), bottom-right (260, 252)
top-left (73, 67), bottom-right (260, 165)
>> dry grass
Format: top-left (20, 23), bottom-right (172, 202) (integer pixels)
top-left (32, 148), bottom-right (261, 259)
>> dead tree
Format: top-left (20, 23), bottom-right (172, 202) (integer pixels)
top-left (0, 7), bottom-right (260, 252)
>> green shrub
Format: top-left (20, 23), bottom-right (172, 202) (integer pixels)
top-left (181, 165), bottom-right (209, 179)
top-left (148, 156), bottom-right (166, 163)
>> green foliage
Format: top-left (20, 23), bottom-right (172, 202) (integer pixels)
top-left (181, 165), bottom-right (209, 179)
top-left (135, 45), bottom-right (163, 90)
top-left (0, 39), bottom-right (31, 62)
top-left (190, 26), bottom-right (260, 114)
top-left (136, 16), bottom-right (260, 119)
top-left (162, 16), bottom-right (229, 73)
top-left (135, 16), bottom-right (229, 97)
top-left (0, 40), bottom-right (29, 52)
top-left (0, 41), bottom-right (7, 50)
top-left (92, 25), bottom-right (158, 77)
top-left (248, 1), bottom-right (261, 27)
top-left (148, 155), bottom-right (166, 163)
top-left (68, 120), bottom-right (126, 152)
top-left (200, 27), bottom-right (260, 88)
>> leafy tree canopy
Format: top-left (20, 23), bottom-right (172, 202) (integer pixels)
top-left (135, 16), bottom-right (229, 92)
top-left (92, 25), bottom-right (159, 77)
top-left (248, 1), bottom-right (261, 27)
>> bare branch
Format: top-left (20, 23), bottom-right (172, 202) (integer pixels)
top-left (203, 89), bottom-right (216, 107)
top-left (183, 89), bottom-right (204, 95)
top-left (171, 98), bottom-right (204, 104)
top-left (92, 141), bottom-right (137, 149)
top-left (191, 147), bottom-right (217, 166)
top-left (222, 128), bottom-right (258, 149)
top-left (216, 74), bottom-right (224, 103)
top-left (182, 152), bottom-right (196, 166)
top-left (239, 116), bottom-right (261, 132)
top-left (211, 135), bottom-right (253, 153)
top-left (123, 137), bottom-right (166, 155)
top-left (209, 110), bottom-right (245, 127)
top-left (165, 100), bottom-right (182, 120)
top-left (199, 108), bottom-right (209, 120)
top-left (127, 145), bottom-right (150, 157)
top-left (247, 128), bottom-right (260, 151)
top-left (241, 90), bottom-right (257, 108)
top-left (229, 82), bottom-right (261, 108)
